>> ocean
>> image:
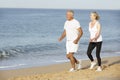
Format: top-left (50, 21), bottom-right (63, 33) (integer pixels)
top-left (0, 8), bottom-right (120, 70)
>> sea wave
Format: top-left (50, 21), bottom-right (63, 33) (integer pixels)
top-left (0, 43), bottom-right (61, 58)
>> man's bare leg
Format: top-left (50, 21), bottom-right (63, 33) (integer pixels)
top-left (67, 52), bottom-right (76, 69)
top-left (73, 56), bottom-right (79, 64)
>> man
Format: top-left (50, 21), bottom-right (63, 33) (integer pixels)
top-left (58, 10), bottom-right (83, 72)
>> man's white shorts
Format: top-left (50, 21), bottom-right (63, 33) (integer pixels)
top-left (66, 41), bottom-right (79, 54)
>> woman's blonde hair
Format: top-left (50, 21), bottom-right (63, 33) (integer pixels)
top-left (91, 12), bottom-right (100, 20)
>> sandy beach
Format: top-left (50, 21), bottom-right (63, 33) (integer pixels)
top-left (0, 56), bottom-right (120, 80)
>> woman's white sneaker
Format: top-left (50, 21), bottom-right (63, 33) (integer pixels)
top-left (89, 62), bottom-right (96, 69)
top-left (96, 67), bottom-right (102, 71)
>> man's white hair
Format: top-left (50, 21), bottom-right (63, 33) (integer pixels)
top-left (67, 10), bottom-right (74, 15)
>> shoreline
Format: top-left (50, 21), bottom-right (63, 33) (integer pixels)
top-left (1, 55), bottom-right (120, 71)
top-left (0, 56), bottom-right (120, 80)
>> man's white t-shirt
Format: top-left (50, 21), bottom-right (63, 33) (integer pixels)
top-left (64, 19), bottom-right (81, 41)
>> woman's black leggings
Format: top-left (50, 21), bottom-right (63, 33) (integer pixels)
top-left (87, 42), bottom-right (102, 66)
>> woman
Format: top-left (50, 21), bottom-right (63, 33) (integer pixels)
top-left (87, 12), bottom-right (102, 71)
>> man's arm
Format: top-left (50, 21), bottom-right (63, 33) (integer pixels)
top-left (58, 30), bottom-right (66, 42)
top-left (73, 27), bottom-right (83, 44)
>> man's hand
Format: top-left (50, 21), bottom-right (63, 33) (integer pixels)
top-left (58, 37), bottom-right (62, 42)
top-left (73, 39), bottom-right (79, 44)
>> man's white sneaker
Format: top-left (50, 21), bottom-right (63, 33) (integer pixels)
top-left (77, 60), bottom-right (82, 70)
top-left (96, 67), bottom-right (102, 72)
top-left (89, 62), bottom-right (96, 69)
top-left (69, 68), bottom-right (76, 72)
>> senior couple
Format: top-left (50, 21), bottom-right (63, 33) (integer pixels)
top-left (58, 10), bottom-right (102, 72)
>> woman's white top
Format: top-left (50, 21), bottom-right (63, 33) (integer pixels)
top-left (89, 21), bottom-right (102, 42)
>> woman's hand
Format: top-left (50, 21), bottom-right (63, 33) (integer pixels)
top-left (89, 39), bottom-right (92, 42)
top-left (90, 38), bottom-right (97, 42)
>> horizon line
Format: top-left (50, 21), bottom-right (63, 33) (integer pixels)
top-left (0, 7), bottom-right (119, 10)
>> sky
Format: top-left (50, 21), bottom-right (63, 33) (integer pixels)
top-left (0, 0), bottom-right (120, 9)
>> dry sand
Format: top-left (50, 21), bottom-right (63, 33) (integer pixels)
top-left (0, 56), bottom-right (120, 80)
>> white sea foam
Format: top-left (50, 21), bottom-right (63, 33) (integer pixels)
top-left (0, 64), bottom-right (25, 69)
top-left (55, 60), bottom-right (69, 63)
top-left (115, 51), bottom-right (120, 53)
